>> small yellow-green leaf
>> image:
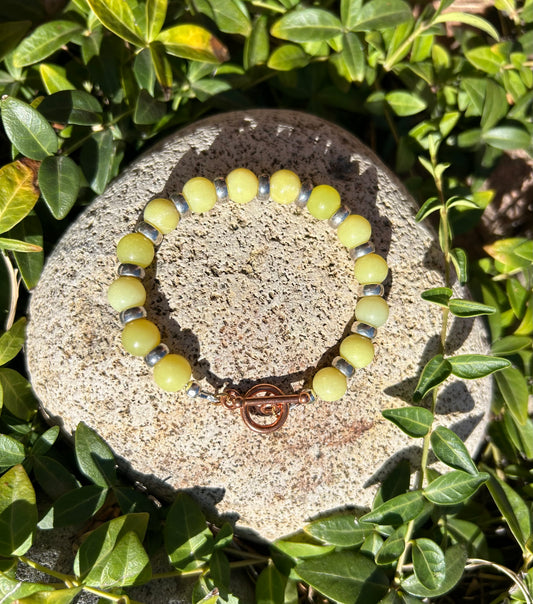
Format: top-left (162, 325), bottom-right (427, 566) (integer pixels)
top-left (267, 44), bottom-right (309, 71)
top-left (271, 8), bottom-right (343, 43)
top-left (87, 0), bottom-right (144, 45)
top-left (8, 212), bottom-right (44, 290)
top-left (157, 24), bottom-right (229, 63)
top-left (39, 64), bottom-right (76, 94)
top-left (434, 12), bottom-right (499, 41)
top-left (386, 90), bottom-right (427, 116)
top-left (244, 15), bottom-right (269, 69)
top-left (0, 160), bottom-right (39, 234)
top-left (145, 0), bottom-right (167, 42)
top-left (12, 20), bottom-right (83, 67)
top-left (0, 237), bottom-right (42, 253)
top-left (0, 368), bottom-right (38, 420)
top-left (0, 317), bottom-right (26, 366)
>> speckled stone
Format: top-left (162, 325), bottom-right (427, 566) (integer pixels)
top-left (26, 110), bottom-right (491, 542)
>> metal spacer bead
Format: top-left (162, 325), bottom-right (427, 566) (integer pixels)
top-left (303, 388), bottom-right (317, 404)
top-left (186, 381), bottom-right (201, 398)
top-left (294, 181), bottom-right (313, 208)
top-left (117, 263), bottom-right (145, 279)
top-left (328, 205), bottom-right (351, 229)
top-left (144, 343), bottom-right (169, 367)
top-left (171, 193), bottom-right (190, 217)
top-left (351, 321), bottom-right (377, 340)
top-left (332, 356), bottom-right (356, 379)
top-left (136, 221), bottom-right (163, 246)
top-left (360, 283), bottom-right (385, 297)
top-left (186, 381), bottom-right (219, 403)
top-left (350, 241), bottom-right (375, 260)
top-left (257, 174), bottom-right (270, 201)
top-left (119, 306), bottom-right (147, 325)
top-left (214, 177), bottom-right (228, 201)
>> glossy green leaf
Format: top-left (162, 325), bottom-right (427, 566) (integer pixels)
top-left (480, 80), bottom-right (507, 131)
top-left (465, 46), bottom-right (504, 74)
top-left (0, 433), bottom-right (25, 468)
top-left (43, 485), bottom-right (107, 528)
top-left (506, 278), bottom-right (529, 319)
top-left (461, 78), bottom-right (485, 115)
top-left (0, 237), bottom-right (41, 253)
top-left (361, 491), bottom-right (425, 525)
top-left (350, 0), bottom-right (412, 31)
top-left (411, 538), bottom-right (446, 591)
top-left (267, 44), bottom-right (309, 71)
top-left (450, 247), bottom-right (468, 284)
top-left (15, 587), bottom-right (82, 603)
top-left (145, 0), bottom-right (167, 42)
top-left (485, 237), bottom-right (532, 272)
top-left (433, 12), bottom-right (499, 40)
top-left (9, 211), bottom-right (44, 290)
top-left (421, 287), bottom-right (452, 308)
top-left (39, 156), bottom-right (80, 220)
top-left (413, 354), bottom-right (452, 402)
top-left (448, 298), bottom-right (496, 317)
top-left (244, 15), bottom-right (269, 68)
top-left (31, 426), bottom-right (60, 458)
top-left (495, 366), bottom-right (529, 426)
top-left (202, 0), bottom-right (251, 36)
top-left (295, 550), bottom-right (388, 603)
top-left (0, 576), bottom-right (53, 601)
top-left (0, 464), bottom-right (37, 556)
top-left (271, 9), bottom-right (343, 43)
top-left (39, 63), bottom-right (76, 94)
top-left (208, 548), bottom-right (230, 598)
top-left (448, 354), bottom-right (510, 380)
top-left (38, 90), bottom-right (103, 126)
top-left (491, 335), bottom-right (532, 355)
top-left (373, 459), bottom-right (411, 507)
top-left (415, 196), bottom-right (441, 222)
top-left (423, 470), bottom-right (489, 505)
top-left (273, 540), bottom-right (335, 560)
top-left (75, 422), bottom-right (117, 487)
top-left (445, 517), bottom-right (488, 558)
top-left (382, 406), bottom-right (434, 438)
top-left (304, 514), bottom-right (370, 547)
top-left (386, 90), bottom-right (427, 116)
top-left (80, 129), bottom-right (114, 194)
top-left (0, 160), bottom-right (39, 234)
top-left (256, 563), bottom-right (286, 604)
top-left (375, 525), bottom-right (406, 565)
top-left (0, 368), bottom-right (38, 420)
top-left (12, 20), bottom-right (83, 67)
top-left (0, 20), bottom-right (31, 61)
top-left (338, 32), bottom-right (365, 82)
top-left (430, 426), bottom-right (478, 475)
top-left (134, 89), bottom-right (166, 124)
top-left (157, 24), bottom-right (229, 63)
top-left (341, 0), bottom-right (363, 29)
top-left (33, 455), bottom-right (80, 500)
top-left (165, 492), bottom-right (214, 570)
top-left (481, 125), bottom-right (532, 150)
top-left (0, 316), bottom-right (25, 366)
top-left (86, 0), bottom-right (145, 46)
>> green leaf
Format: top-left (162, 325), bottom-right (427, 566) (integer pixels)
top-left (271, 8), bottom-right (343, 43)
top-left (382, 406), bottom-right (434, 438)
top-left (373, 459), bottom-right (411, 507)
top-left (337, 32), bottom-right (365, 82)
top-left (0, 161), bottom-right (39, 234)
top-left (481, 125), bottom-right (532, 150)
top-left (480, 80), bottom-right (508, 131)
top-left (423, 470), bottom-right (489, 505)
top-left (484, 237), bottom-right (532, 272)
top-left (33, 456), bottom-right (79, 500)
top-left (430, 426), bottom-right (478, 475)
top-left (411, 538), bottom-right (446, 591)
top-left (145, 0), bottom-right (167, 42)
top-left (75, 422), bottom-right (117, 487)
top-left (209, 549), bottom-right (230, 597)
top-left (39, 156), bottom-right (80, 220)
top-left (165, 492), bottom-right (214, 571)
top-left (449, 353), bottom-right (511, 379)
top-left (12, 20), bottom-right (83, 67)
top-left (39, 63), bottom-right (76, 94)
top-left (413, 355), bottom-right (452, 402)
top-left (445, 196), bottom-right (480, 211)
top-left (43, 485), bottom-right (107, 528)
top-left (448, 298), bottom-right (496, 317)
top-left (386, 90), bottom-right (427, 116)
top-left (375, 525), bottom-right (406, 565)
top-left (86, 0), bottom-right (145, 46)
top-left (450, 247), bottom-right (468, 284)
top-left (31, 426), bottom-right (60, 458)
top-left (0, 237), bottom-right (42, 253)
top-left (465, 45), bottom-right (504, 74)
top-left (0, 20), bottom-right (31, 62)
top-left (461, 78), bottom-right (486, 115)
top-left (495, 366), bottom-right (529, 426)
top-left (0, 98), bottom-right (58, 160)
top-left (202, 0), bottom-right (251, 36)
top-left (350, 0), bottom-right (412, 31)
top-left (361, 491), bottom-right (425, 526)
top-left (507, 278), bottom-right (529, 319)
top-left (80, 129), bottom-right (114, 195)
top-left (295, 550), bottom-right (388, 603)
top-left (38, 90), bottom-right (103, 126)
top-left (0, 465), bottom-right (37, 556)
top-left (244, 15), bottom-right (269, 69)
top-left (0, 433), bottom-right (25, 468)
top-left (0, 576), bottom-right (54, 601)
top-left (273, 540), bottom-right (335, 560)
top-left (157, 24), bottom-right (229, 63)
top-left (134, 89), bottom-right (166, 125)
top-left (15, 587), bottom-right (82, 603)
top-left (267, 44), bottom-right (309, 71)
top-left (491, 335), bottom-right (532, 355)
top-left (9, 211), bottom-right (44, 290)
top-left (446, 517), bottom-right (488, 558)
top-left (0, 316), bottom-right (26, 366)
top-left (256, 563), bottom-right (285, 604)
top-left (415, 196), bottom-right (442, 221)
top-left (0, 368), bottom-right (38, 420)
top-left (341, 0), bottom-right (363, 29)
top-left (434, 12), bottom-right (499, 40)
top-left (421, 287), bottom-right (452, 308)
top-left (304, 514), bottom-right (370, 547)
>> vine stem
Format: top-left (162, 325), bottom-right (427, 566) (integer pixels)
top-left (151, 557), bottom-right (268, 581)
top-left (18, 556), bottom-right (78, 587)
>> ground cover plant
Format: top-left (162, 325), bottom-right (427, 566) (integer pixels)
top-left (0, 0), bottom-right (532, 602)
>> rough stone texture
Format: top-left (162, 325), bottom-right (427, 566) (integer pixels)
top-left (27, 110), bottom-right (491, 542)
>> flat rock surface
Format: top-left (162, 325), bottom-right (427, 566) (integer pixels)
top-left (27, 110), bottom-right (491, 541)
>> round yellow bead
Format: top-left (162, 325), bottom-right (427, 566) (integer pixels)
top-left (307, 185), bottom-right (341, 220)
top-left (121, 319), bottom-right (160, 357)
top-left (337, 214), bottom-right (372, 249)
top-left (270, 170), bottom-right (301, 204)
top-left (354, 253), bottom-right (389, 284)
top-left (312, 367), bottom-right (347, 402)
top-left (107, 277), bottom-right (146, 312)
top-left (153, 354), bottom-right (192, 392)
top-left (116, 233), bottom-right (154, 268)
top-left (227, 168), bottom-right (259, 204)
top-left (182, 177), bottom-right (217, 213)
top-left (143, 198), bottom-right (179, 234)
top-left (339, 334), bottom-right (374, 368)
top-left (355, 296), bottom-right (389, 327)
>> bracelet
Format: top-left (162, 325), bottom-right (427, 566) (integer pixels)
top-left (107, 168), bottom-right (389, 433)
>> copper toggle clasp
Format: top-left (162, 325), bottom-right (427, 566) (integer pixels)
top-left (219, 384), bottom-right (312, 433)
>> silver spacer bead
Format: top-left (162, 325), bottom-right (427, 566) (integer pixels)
top-left (214, 177), bottom-right (228, 201)
top-left (328, 205), bottom-right (351, 229)
top-left (136, 221), bottom-right (163, 246)
top-left (257, 174), bottom-right (270, 201)
top-left (171, 193), bottom-right (190, 217)
top-left (360, 283), bottom-right (385, 297)
top-left (117, 263), bottom-right (145, 279)
top-left (350, 241), bottom-right (375, 260)
top-left (186, 381), bottom-right (219, 403)
top-left (332, 356), bottom-right (356, 379)
top-left (303, 388), bottom-right (317, 404)
top-left (294, 181), bottom-right (313, 208)
top-left (119, 306), bottom-right (147, 325)
top-left (186, 381), bottom-right (201, 398)
top-left (144, 343), bottom-right (169, 367)
top-left (352, 321), bottom-right (377, 340)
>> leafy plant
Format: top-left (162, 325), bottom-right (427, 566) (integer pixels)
top-left (0, 0), bottom-right (532, 602)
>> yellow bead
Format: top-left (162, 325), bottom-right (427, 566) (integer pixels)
top-left (355, 296), bottom-right (389, 327)
top-left (270, 170), bottom-right (301, 204)
top-left (121, 319), bottom-right (160, 357)
top-left (182, 177), bottom-right (217, 213)
top-left (337, 214), bottom-right (372, 249)
top-left (153, 354), bottom-right (192, 392)
top-left (339, 334), bottom-right (374, 368)
top-left (354, 253), bottom-right (389, 284)
top-left (227, 168), bottom-right (259, 204)
top-left (143, 198), bottom-right (179, 234)
top-left (116, 233), bottom-right (154, 268)
top-left (312, 367), bottom-right (347, 402)
top-left (307, 185), bottom-right (341, 220)
top-left (107, 277), bottom-right (146, 312)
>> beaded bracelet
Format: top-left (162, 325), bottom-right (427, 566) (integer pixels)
top-left (107, 168), bottom-right (389, 433)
